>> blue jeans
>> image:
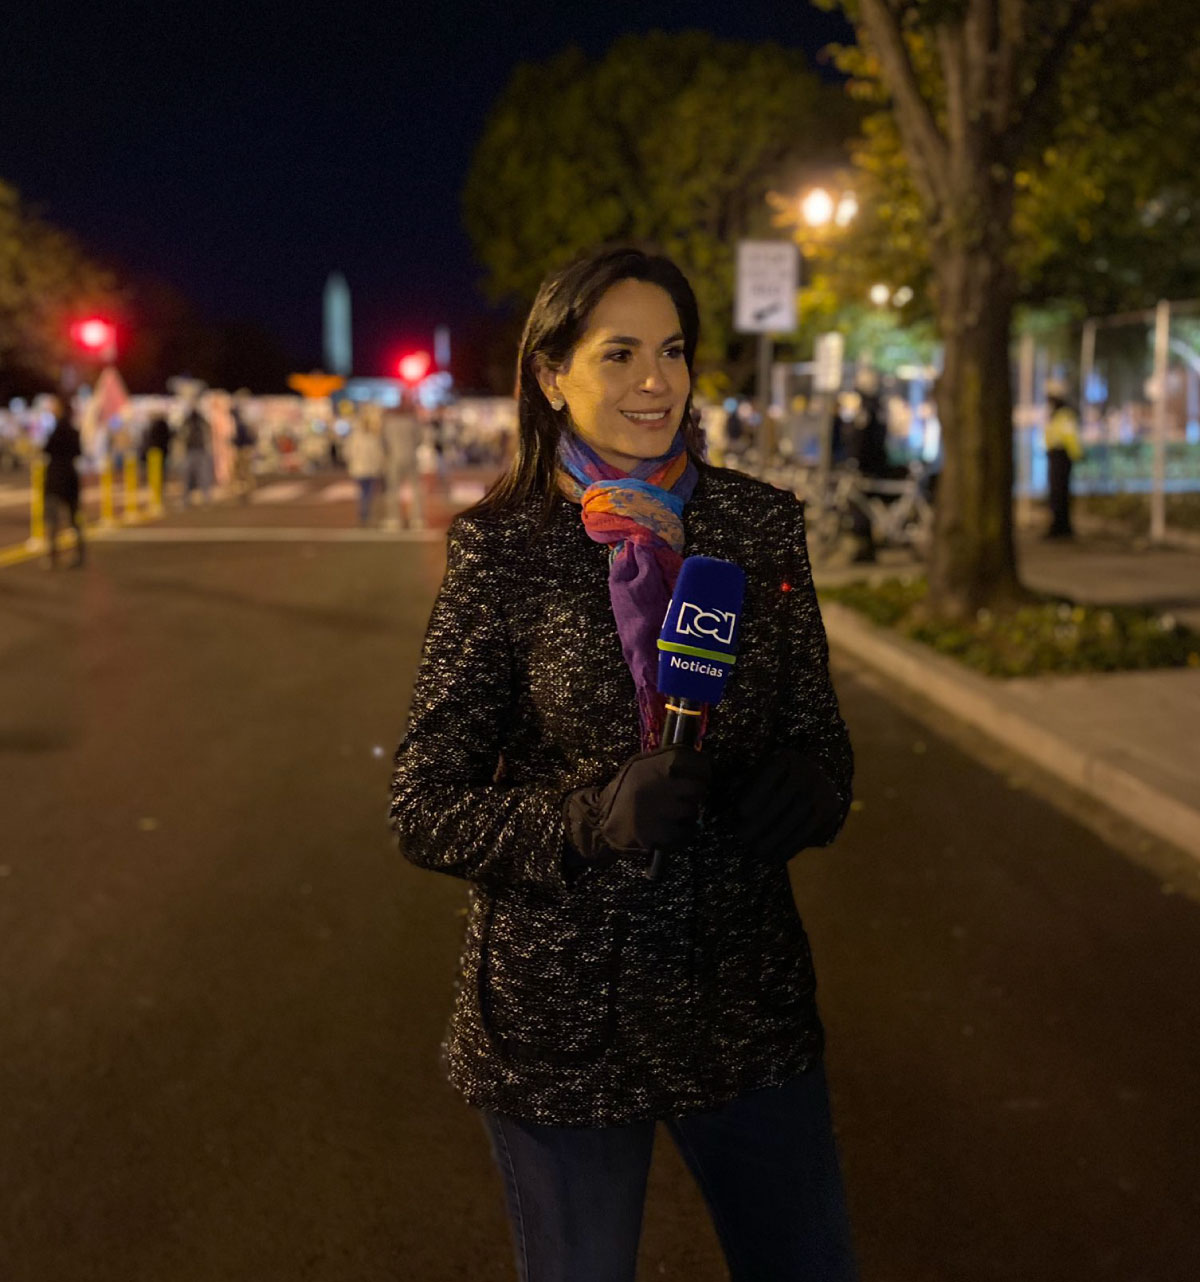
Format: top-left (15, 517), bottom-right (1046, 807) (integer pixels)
top-left (184, 449), bottom-right (211, 503)
top-left (481, 1064), bottom-right (858, 1282)
top-left (355, 476), bottom-right (377, 525)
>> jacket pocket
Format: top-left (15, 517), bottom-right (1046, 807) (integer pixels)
top-left (478, 897), bottom-right (626, 1068)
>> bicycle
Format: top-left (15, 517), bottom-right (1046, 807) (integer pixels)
top-left (806, 461), bottom-right (934, 563)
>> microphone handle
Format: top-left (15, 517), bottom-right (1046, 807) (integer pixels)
top-left (645, 697), bottom-right (707, 882)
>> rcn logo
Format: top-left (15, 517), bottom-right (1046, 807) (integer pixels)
top-left (675, 601), bottom-right (737, 647)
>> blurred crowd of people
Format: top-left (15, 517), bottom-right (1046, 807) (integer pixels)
top-left (1, 386), bottom-right (515, 506)
top-left (2, 381), bottom-right (523, 571)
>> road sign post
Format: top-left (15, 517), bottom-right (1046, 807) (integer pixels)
top-left (735, 242), bottom-right (800, 460)
top-left (813, 331), bottom-right (846, 498)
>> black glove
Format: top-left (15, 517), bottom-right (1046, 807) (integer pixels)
top-left (564, 745), bottom-right (713, 871)
top-left (736, 748), bottom-right (844, 864)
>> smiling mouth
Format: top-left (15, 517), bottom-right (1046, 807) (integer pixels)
top-left (621, 408), bottom-right (673, 424)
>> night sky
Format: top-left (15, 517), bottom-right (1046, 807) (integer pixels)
top-left (3, 1), bottom-right (851, 379)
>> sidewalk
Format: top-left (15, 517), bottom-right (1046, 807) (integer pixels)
top-left (815, 532), bottom-right (1200, 862)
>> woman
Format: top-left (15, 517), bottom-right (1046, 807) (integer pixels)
top-left (343, 403), bottom-right (385, 526)
top-left (42, 396), bottom-right (85, 569)
top-left (391, 247), bottom-right (857, 1281)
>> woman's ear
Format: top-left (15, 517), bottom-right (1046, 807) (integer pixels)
top-left (533, 358), bottom-right (565, 412)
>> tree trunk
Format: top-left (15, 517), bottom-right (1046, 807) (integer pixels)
top-left (926, 220), bottom-right (1021, 619)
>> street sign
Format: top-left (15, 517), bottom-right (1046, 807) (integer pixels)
top-left (735, 241), bottom-right (799, 334)
top-left (814, 332), bottom-right (845, 392)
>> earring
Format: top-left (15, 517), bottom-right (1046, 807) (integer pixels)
top-left (549, 396), bottom-right (565, 411)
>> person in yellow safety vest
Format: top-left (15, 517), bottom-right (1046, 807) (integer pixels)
top-left (1044, 388), bottom-right (1083, 539)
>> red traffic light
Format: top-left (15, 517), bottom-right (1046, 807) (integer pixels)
top-left (71, 318), bottom-right (116, 353)
top-left (397, 351), bottom-right (431, 384)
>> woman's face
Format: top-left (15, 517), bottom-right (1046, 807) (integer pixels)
top-left (539, 278), bottom-right (690, 470)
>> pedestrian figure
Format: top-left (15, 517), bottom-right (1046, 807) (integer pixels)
top-left (1044, 385), bottom-right (1082, 539)
top-left (42, 396), bottom-right (85, 569)
top-left (143, 413), bottom-right (173, 471)
top-left (231, 392), bottom-right (257, 502)
top-left (382, 397), bottom-right (424, 529)
top-left (344, 405), bottom-right (384, 526)
top-left (848, 382), bottom-right (891, 564)
top-left (428, 411), bottom-right (450, 495)
top-left (830, 395), bottom-right (851, 467)
top-left (180, 398), bottom-right (212, 506)
top-left (392, 247), bottom-right (858, 1282)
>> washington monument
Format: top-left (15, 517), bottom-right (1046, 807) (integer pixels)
top-left (323, 272), bottom-right (353, 377)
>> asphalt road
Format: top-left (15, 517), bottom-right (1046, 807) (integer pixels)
top-left (2, 483), bottom-right (1198, 1282)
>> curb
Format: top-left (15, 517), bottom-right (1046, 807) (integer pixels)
top-left (820, 601), bottom-right (1200, 862)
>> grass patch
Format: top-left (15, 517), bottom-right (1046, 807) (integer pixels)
top-left (821, 577), bottom-right (1200, 677)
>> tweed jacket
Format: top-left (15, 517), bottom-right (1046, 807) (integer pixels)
top-left (390, 464), bottom-right (853, 1126)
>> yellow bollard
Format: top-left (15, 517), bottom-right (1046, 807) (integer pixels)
top-left (123, 453), bottom-right (139, 522)
top-left (148, 448), bottom-right (164, 514)
top-left (100, 457), bottom-right (116, 527)
top-left (28, 458), bottom-right (45, 549)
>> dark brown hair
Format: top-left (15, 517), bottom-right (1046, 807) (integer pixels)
top-left (472, 245), bottom-right (706, 519)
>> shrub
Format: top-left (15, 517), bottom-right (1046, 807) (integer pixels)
top-left (820, 578), bottom-right (1200, 677)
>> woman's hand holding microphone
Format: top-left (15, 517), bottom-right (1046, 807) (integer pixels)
top-left (562, 744), bottom-right (843, 876)
top-left (563, 746), bottom-right (713, 873)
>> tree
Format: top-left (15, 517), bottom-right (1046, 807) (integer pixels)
top-left (815, 0), bottom-right (1200, 616)
top-left (463, 31), bottom-right (857, 376)
top-left (0, 180), bottom-right (120, 395)
top-left (819, 1), bottom-right (1200, 319)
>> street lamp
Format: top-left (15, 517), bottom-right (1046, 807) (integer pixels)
top-left (800, 187), bottom-right (835, 228)
top-left (798, 186), bottom-right (858, 230)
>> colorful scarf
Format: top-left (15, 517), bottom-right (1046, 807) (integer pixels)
top-left (557, 430), bottom-right (699, 748)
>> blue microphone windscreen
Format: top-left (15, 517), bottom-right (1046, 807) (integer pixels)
top-left (657, 556), bottom-right (747, 704)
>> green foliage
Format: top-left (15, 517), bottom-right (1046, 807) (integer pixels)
top-left (0, 180), bottom-right (120, 388)
top-left (813, 0), bottom-right (1200, 316)
top-left (821, 574), bottom-right (929, 626)
top-left (1011, 2), bottom-right (1200, 310)
top-left (795, 286), bottom-right (940, 372)
top-left (821, 576), bottom-right (1200, 676)
top-left (463, 32), bottom-right (856, 369)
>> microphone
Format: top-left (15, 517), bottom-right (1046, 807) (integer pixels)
top-left (645, 556), bottom-right (747, 880)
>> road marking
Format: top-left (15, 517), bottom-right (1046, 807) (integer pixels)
top-left (0, 541), bottom-right (40, 567)
top-left (318, 481), bottom-right (358, 502)
top-left (251, 482), bottom-right (309, 504)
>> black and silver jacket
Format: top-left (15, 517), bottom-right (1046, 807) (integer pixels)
top-left (390, 464), bottom-right (853, 1126)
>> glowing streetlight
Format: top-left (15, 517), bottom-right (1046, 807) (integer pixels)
top-left (835, 193), bottom-right (859, 227)
top-left (800, 188), bottom-right (835, 228)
